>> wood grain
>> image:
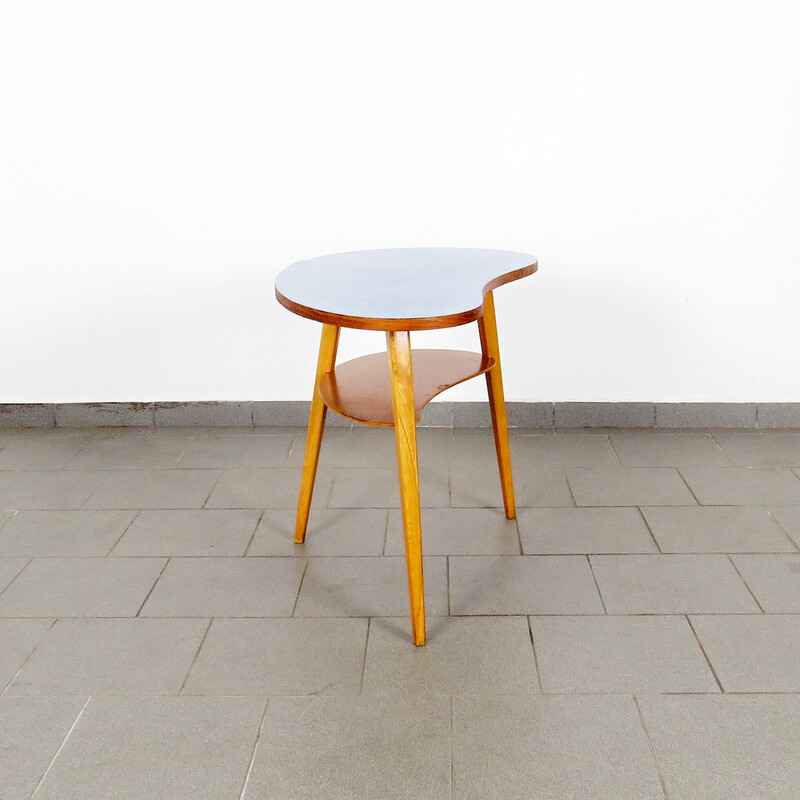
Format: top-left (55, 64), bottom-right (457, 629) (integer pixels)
top-left (387, 331), bottom-right (426, 646)
top-left (294, 323), bottom-right (340, 543)
top-left (319, 349), bottom-right (493, 426)
top-left (478, 292), bottom-right (516, 519)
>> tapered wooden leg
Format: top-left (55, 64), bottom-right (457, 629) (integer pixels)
top-left (478, 292), bottom-right (516, 519)
top-left (387, 330), bottom-right (426, 646)
top-left (295, 324), bottom-right (340, 543)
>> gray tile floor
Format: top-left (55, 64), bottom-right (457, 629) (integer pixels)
top-left (1, 425), bottom-right (800, 799)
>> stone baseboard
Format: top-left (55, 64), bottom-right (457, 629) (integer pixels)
top-left (1, 401), bottom-right (799, 429)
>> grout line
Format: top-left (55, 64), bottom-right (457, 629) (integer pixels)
top-left (449, 695), bottom-right (455, 800)
top-left (200, 470), bottom-right (224, 509)
top-left (605, 432), bottom-right (623, 466)
top-left (359, 617), bottom-right (371, 694)
top-left (563, 470), bottom-right (578, 507)
top-left (527, 615), bottom-right (545, 693)
top-left (178, 617), bottom-right (213, 695)
top-left (586, 555), bottom-right (608, 614)
top-left (708, 434), bottom-right (734, 465)
top-left (242, 510), bottom-right (266, 557)
top-left (675, 468), bottom-right (702, 506)
top-left (2, 617), bottom-right (58, 696)
top-left (321, 470), bottom-right (335, 508)
top-left (135, 557), bottom-right (170, 617)
top-left (685, 615), bottom-right (724, 693)
top-left (0, 509), bottom-right (18, 534)
top-left (105, 510), bottom-right (141, 556)
top-left (764, 507), bottom-right (800, 552)
top-left (237, 697), bottom-right (270, 800)
top-left (445, 556), bottom-right (452, 617)
top-left (79, 472), bottom-right (112, 509)
top-left (633, 695), bottom-right (669, 800)
top-left (381, 509), bottom-right (390, 557)
top-left (636, 506), bottom-right (663, 553)
top-left (290, 558), bottom-right (310, 617)
top-left (0, 557), bottom-right (32, 599)
top-left (30, 696), bottom-right (92, 799)
top-left (513, 516), bottom-right (523, 555)
top-left (727, 554), bottom-right (765, 613)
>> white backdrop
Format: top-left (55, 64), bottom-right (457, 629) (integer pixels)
top-left (1, 1), bottom-right (799, 403)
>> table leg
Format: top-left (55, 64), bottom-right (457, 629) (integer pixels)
top-left (295, 323), bottom-right (340, 543)
top-left (478, 292), bottom-right (516, 519)
top-left (387, 330), bottom-right (426, 646)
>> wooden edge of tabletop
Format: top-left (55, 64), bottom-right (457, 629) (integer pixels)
top-left (274, 261), bottom-right (538, 331)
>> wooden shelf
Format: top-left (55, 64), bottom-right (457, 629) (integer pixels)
top-left (319, 349), bottom-right (494, 426)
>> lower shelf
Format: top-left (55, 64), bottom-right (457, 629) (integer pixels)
top-left (319, 349), bottom-right (494, 426)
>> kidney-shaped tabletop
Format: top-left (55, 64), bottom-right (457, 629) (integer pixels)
top-left (275, 248), bottom-right (538, 331)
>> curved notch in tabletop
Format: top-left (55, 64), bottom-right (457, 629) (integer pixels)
top-left (319, 349), bottom-right (494, 426)
top-left (275, 248), bottom-right (537, 331)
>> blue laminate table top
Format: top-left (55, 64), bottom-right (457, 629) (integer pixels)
top-left (275, 248), bottom-right (537, 331)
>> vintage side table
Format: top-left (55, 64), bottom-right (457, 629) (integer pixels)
top-left (275, 248), bottom-right (537, 645)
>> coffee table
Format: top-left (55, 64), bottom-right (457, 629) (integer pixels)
top-left (275, 248), bottom-right (537, 644)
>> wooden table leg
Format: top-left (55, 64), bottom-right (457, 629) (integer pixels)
top-left (295, 323), bottom-right (340, 543)
top-left (478, 292), bottom-right (516, 519)
top-left (387, 330), bottom-right (426, 646)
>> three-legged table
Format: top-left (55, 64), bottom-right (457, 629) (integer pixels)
top-left (275, 248), bottom-right (537, 644)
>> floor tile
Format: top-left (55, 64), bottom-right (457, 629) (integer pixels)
top-left (363, 615), bottom-right (538, 695)
top-left (450, 467), bottom-right (573, 507)
top-left (289, 427), bottom-right (400, 469)
top-left (567, 468), bottom-right (696, 506)
top-left (680, 467), bottom-right (800, 505)
top-left (639, 695), bottom-right (800, 800)
top-left (0, 696), bottom-right (86, 800)
top-left (0, 510), bottom-right (136, 556)
top-left (328, 467), bottom-right (450, 508)
top-left (65, 435), bottom-right (190, 469)
top-left (140, 556), bottom-right (306, 617)
top-left (641, 505), bottom-right (796, 552)
top-left (183, 618), bottom-right (367, 695)
top-left (205, 468), bottom-right (330, 508)
top-left (518, 507), bottom-right (658, 554)
top-left (414, 428), bottom-right (509, 471)
top-left (730, 553), bottom-right (800, 612)
top-left (452, 694), bottom-right (663, 800)
top-left (294, 556), bottom-right (448, 618)
top-left (0, 557), bottom-right (29, 592)
top-left (690, 614), bottom-right (800, 692)
top-left (449, 555), bottom-right (604, 615)
top-left (244, 695), bottom-right (451, 800)
top-left (0, 435), bottom-right (92, 469)
top-left (249, 509), bottom-right (387, 556)
top-left (511, 433), bottom-right (619, 467)
top-left (608, 431), bottom-right (731, 466)
top-left (0, 470), bottom-right (104, 509)
top-left (178, 434), bottom-right (294, 468)
top-left (0, 618), bottom-right (53, 689)
top-left (111, 509), bottom-right (260, 556)
top-left (385, 507), bottom-right (519, 555)
top-left (0, 557), bottom-right (166, 617)
top-left (7, 617), bottom-right (207, 695)
top-left (34, 696), bottom-right (265, 800)
top-left (531, 615), bottom-right (718, 693)
top-left (86, 470), bottom-right (220, 509)
top-left (589, 554), bottom-right (759, 613)
top-left (768, 505), bottom-right (800, 547)
top-left (713, 431), bottom-right (800, 467)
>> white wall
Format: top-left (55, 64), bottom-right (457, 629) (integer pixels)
top-left (1, 1), bottom-right (799, 403)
